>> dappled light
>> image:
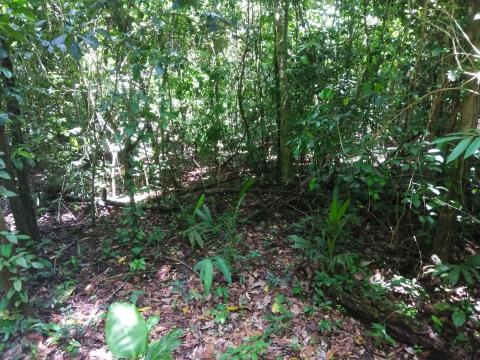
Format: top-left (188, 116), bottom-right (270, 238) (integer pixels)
top-left (0, 0), bottom-right (479, 359)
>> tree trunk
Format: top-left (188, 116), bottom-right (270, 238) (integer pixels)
top-left (433, 0), bottom-right (480, 260)
top-left (0, 39), bottom-right (39, 240)
top-left (273, 0), bottom-right (292, 183)
top-left (0, 128), bottom-right (30, 236)
top-left (0, 207), bottom-right (12, 305)
top-left (120, 138), bottom-right (136, 207)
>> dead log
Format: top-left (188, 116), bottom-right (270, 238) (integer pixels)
top-left (328, 287), bottom-right (453, 358)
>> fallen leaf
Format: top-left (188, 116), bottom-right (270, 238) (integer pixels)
top-left (271, 302), bottom-right (280, 314)
top-left (290, 304), bottom-right (301, 315)
top-left (327, 350), bottom-right (335, 360)
top-left (138, 306), bottom-right (151, 312)
top-left (354, 335), bottom-right (365, 345)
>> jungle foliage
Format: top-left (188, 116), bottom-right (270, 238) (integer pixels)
top-left (0, 0), bottom-right (479, 358)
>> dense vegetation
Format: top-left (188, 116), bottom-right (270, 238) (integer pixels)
top-left (1, 0), bottom-right (479, 358)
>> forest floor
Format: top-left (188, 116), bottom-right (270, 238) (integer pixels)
top-left (1, 184), bottom-right (473, 359)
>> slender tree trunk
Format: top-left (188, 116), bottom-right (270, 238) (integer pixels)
top-left (433, 0), bottom-right (480, 260)
top-left (0, 39), bottom-right (39, 240)
top-left (273, 0), bottom-right (292, 183)
top-left (111, 149), bottom-right (117, 197)
top-left (0, 129), bottom-right (30, 235)
top-left (0, 207), bottom-right (12, 308)
top-left (120, 139), bottom-right (136, 207)
top-left (255, 1), bottom-right (267, 174)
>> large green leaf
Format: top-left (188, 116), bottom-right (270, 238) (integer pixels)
top-left (105, 302), bottom-right (148, 359)
top-left (13, 279), bottom-right (21, 292)
top-left (194, 258), bottom-right (213, 295)
top-left (431, 134), bottom-right (465, 145)
top-left (464, 137), bottom-right (480, 159)
top-left (51, 34), bottom-right (67, 46)
top-left (14, 256), bottom-right (27, 268)
top-left (79, 35), bottom-right (99, 49)
top-left (452, 310), bottom-right (466, 327)
top-left (146, 316), bottom-right (160, 333)
top-left (213, 256), bottom-right (232, 284)
top-left (0, 244), bottom-right (12, 257)
top-left (70, 41), bottom-right (82, 60)
top-left (446, 138), bottom-right (472, 163)
top-left (193, 194), bottom-right (205, 214)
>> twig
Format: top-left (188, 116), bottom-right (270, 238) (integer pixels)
top-left (160, 255), bottom-right (198, 275)
top-left (104, 273), bottom-right (134, 304)
top-left (40, 222), bottom-right (88, 232)
top-left (280, 200), bottom-right (309, 216)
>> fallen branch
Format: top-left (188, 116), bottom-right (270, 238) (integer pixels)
top-left (328, 287), bottom-right (452, 358)
top-left (39, 222), bottom-right (88, 232)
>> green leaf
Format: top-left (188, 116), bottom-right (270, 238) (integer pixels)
top-left (194, 258), bottom-right (214, 295)
top-left (0, 244), bottom-right (12, 257)
top-left (70, 41), bottom-right (82, 60)
top-left (19, 290), bottom-right (28, 303)
top-left (447, 267), bottom-right (461, 286)
top-left (431, 314), bottom-right (442, 327)
top-left (466, 254), bottom-right (480, 267)
top-left (431, 135), bottom-right (465, 145)
top-left (0, 66), bottom-right (13, 79)
top-left (446, 138), bottom-right (473, 163)
top-left (289, 235), bottom-right (314, 250)
top-left (144, 329), bottom-right (183, 360)
top-left (13, 279), bottom-right (21, 292)
top-left (95, 28), bottom-right (110, 38)
top-left (146, 315), bottom-right (160, 333)
top-left (79, 35), bottom-right (99, 49)
top-left (196, 205), bottom-right (212, 224)
top-left (464, 137), bottom-right (480, 159)
top-left (31, 261), bottom-right (44, 269)
top-left (51, 34), bottom-right (67, 46)
top-left (105, 302), bottom-right (148, 358)
top-left (0, 188), bottom-right (16, 198)
top-left (462, 269), bottom-right (473, 286)
top-left (0, 170), bottom-right (10, 180)
top-left (452, 310), bottom-right (466, 327)
top-left (193, 194), bottom-right (205, 215)
top-left (213, 256), bottom-right (232, 284)
top-left (5, 233), bottom-right (17, 244)
top-left (14, 256), bottom-right (27, 268)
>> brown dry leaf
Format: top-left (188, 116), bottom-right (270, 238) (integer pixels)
top-left (250, 280), bottom-right (266, 290)
top-left (273, 338), bottom-right (291, 346)
top-left (257, 295), bottom-right (271, 310)
top-left (201, 343), bottom-right (215, 359)
top-left (354, 335), bottom-right (365, 345)
top-left (301, 345), bottom-right (317, 358)
top-left (183, 332), bottom-right (200, 349)
top-left (290, 303), bottom-right (301, 315)
top-left (202, 320), bottom-right (215, 330)
top-left (326, 350), bottom-right (335, 360)
top-left (156, 265), bottom-right (172, 280)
